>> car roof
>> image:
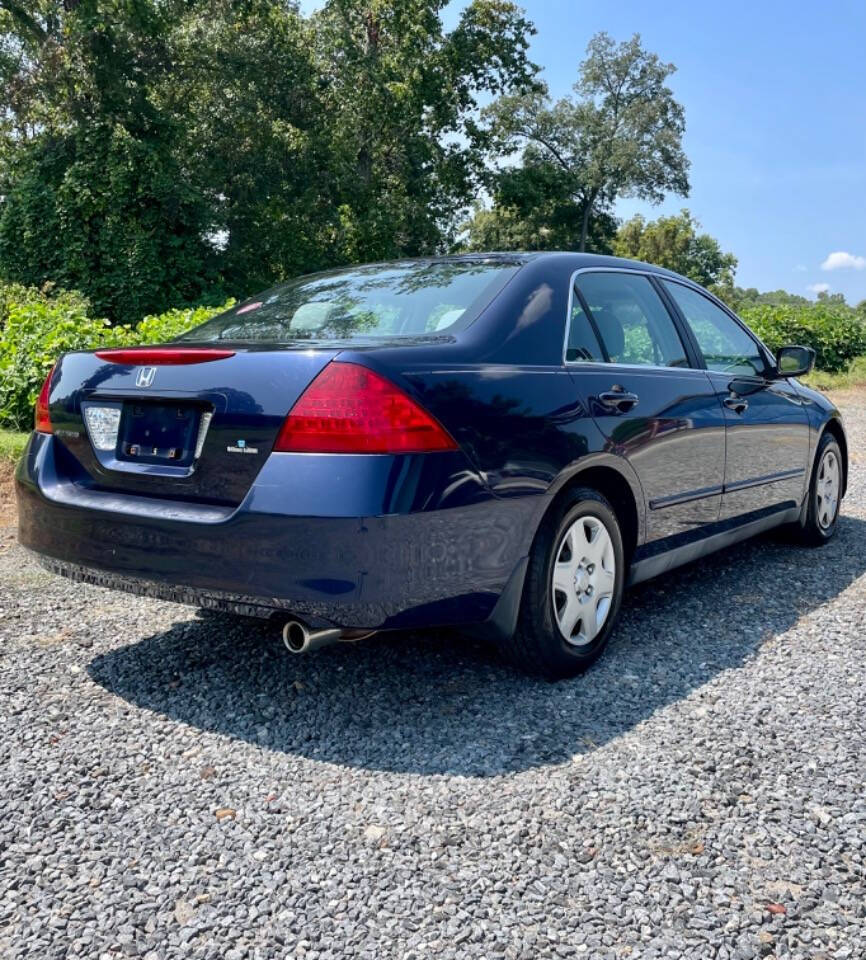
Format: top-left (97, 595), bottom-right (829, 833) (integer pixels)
top-left (389, 251), bottom-right (693, 285)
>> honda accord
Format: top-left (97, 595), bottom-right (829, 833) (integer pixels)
top-left (16, 254), bottom-right (847, 677)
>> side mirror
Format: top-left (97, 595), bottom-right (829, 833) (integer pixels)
top-left (775, 345), bottom-right (815, 378)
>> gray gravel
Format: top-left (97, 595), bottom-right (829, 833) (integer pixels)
top-left (1, 393), bottom-right (865, 960)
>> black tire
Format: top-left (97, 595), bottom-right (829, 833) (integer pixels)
top-left (796, 432), bottom-right (843, 546)
top-left (503, 487), bottom-right (625, 679)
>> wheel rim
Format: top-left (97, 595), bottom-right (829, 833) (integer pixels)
top-left (551, 514), bottom-right (616, 646)
top-left (816, 449), bottom-right (840, 530)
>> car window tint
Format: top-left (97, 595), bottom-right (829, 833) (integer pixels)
top-left (662, 281), bottom-right (767, 377)
top-left (575, 272), bottom-right (687, 368)
top-left (180, 260), bottom-right (520, 342)
top-left (566, 297), bottom-right (605, 362)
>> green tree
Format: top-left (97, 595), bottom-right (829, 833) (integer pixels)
top-left (723, 287), bottom-right (810, 311)
top-left (461, 155), bottom-right (617, 252)
top-left (816, 289), bottom-right (847, 305)
top-left (613, 209), bottom-right (737, 291)
top-left (165, 0), bottom-right (322, 294)
top-left (0, 0), bottom-right (538, 312)
top-left (0, 0), bottom-right (220, 320)
top-left (307, 0), bottom-right (538, 265)
top-left (484, 32), bottom-right (689, 251)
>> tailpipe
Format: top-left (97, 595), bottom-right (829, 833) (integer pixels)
top-left (281, 619), bottom-right (374, 654)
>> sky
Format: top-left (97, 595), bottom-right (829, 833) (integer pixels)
top-left (300, 0), bottom-right (866, 303)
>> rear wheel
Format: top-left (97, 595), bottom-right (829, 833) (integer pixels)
top-left (505, 487), bottom-right (625, 679)
top-left (797, 432), bottom-right (843, 545)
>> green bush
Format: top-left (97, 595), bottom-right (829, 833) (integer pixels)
top-left (132, 304), bottom-right (234, 345)
top-left (0, 288), bottom-right (120, 430)
top-left (0, 283), bottom-right (233, 430)
top-left (740, 303), bottom-right (866, 373)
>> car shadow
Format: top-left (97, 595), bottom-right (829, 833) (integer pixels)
top-left (88, 515), bottom-right (866, 777)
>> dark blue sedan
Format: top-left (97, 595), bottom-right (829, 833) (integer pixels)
top-left (16, 253), bottom-right (847, 677)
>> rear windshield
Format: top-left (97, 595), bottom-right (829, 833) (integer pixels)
top-left (181, 259), bottom-right (520, 343)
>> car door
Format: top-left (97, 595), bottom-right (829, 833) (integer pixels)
top-left (565, 269), bottom-right (727, 542)
top-left (660, 279), bottom-right (811, 521)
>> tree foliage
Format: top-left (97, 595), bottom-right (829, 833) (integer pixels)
top-left (614, 209), bottom-right (737, 291)
top-left (0, 0), bottom-right (538, 319)
top-left (307, 0), bottom-right (537, 268)
top-left (721, 286), bottom-right (810, 311)
top-left (461, 156), bottom-right (617, 252)
top-left (0, 0), bottom-right (221, 319)
top-left (483, 32), bottom-right (689, 251)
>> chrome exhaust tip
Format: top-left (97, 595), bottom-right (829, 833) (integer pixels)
top-left (281, 619), bottom-right (376, 654)
top-left (282, 619), bottom-right (311, 653)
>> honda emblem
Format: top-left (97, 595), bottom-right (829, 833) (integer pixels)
top-left (136, 366), bottom-right (156, 388)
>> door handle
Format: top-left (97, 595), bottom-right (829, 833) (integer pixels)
top-left (598, 390), bottom-right (640, 412)
top-left (724, 396), bottom-right (749, 414)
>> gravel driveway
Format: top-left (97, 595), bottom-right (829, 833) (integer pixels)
top-left (1, 393), bottom-right (864, 960)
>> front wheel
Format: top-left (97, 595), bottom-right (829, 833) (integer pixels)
top-left (796, 432), bottom-right (843, 545)
top-left (504, 487), bottom-right (625, 679)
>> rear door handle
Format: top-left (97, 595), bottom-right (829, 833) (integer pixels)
top-left (724, 396), bottom-right (749, 414)
top-left (598, 390), bottom-right (640, 412)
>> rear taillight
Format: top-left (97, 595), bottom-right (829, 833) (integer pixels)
top-left (35, 363), bottom-right (56, 434)
top-left (93, 347), bottom-right (235, 365)
top-left (274, 361), bottom-right (457, 454)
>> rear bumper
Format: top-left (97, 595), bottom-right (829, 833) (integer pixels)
top-left (16, 434), bottom-right (540, 633)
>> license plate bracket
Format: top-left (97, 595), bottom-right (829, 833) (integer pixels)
top-left (117, 402), bottom-right (201, 466)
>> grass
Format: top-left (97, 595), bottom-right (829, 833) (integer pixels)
top-left (802, 355), bottom-right (866, 392)
top-left (0, 428), bottom-right (29, 463)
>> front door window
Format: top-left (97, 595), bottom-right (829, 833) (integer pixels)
top-left (662, 281), bottom-right (768, 377)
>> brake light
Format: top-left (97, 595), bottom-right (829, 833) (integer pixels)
top-left (94, 348), bottom-right (235, 365)
top-left (35, 363), bottom-right (56, 434)
top-left (275, 361), bottom-right (457, 454)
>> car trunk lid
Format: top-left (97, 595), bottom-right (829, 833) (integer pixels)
top-left (47, 345), bottom-right (340, 506)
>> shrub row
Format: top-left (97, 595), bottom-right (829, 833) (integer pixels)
top-left (2, 283), bottom-right (865, 430)
top-left (0, 284), bottom-right (233, 430)
top-left (740, 303), bottom-right (866, 374)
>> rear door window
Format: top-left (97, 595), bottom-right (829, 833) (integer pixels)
top-left (573, 272), bottom-right (688, 368)
top-left (566, 297), bottom-right (605, 362)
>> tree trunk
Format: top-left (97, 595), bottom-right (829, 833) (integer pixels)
top-left (579, 193), bottom-right (596, 252)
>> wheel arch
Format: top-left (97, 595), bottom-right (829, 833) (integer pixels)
top-left (543, 457), bottom-right (644, 566)
top-left (479, 455), bottom-right (644, 645)
top-left (820, 417), bottom-right (848, 498)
